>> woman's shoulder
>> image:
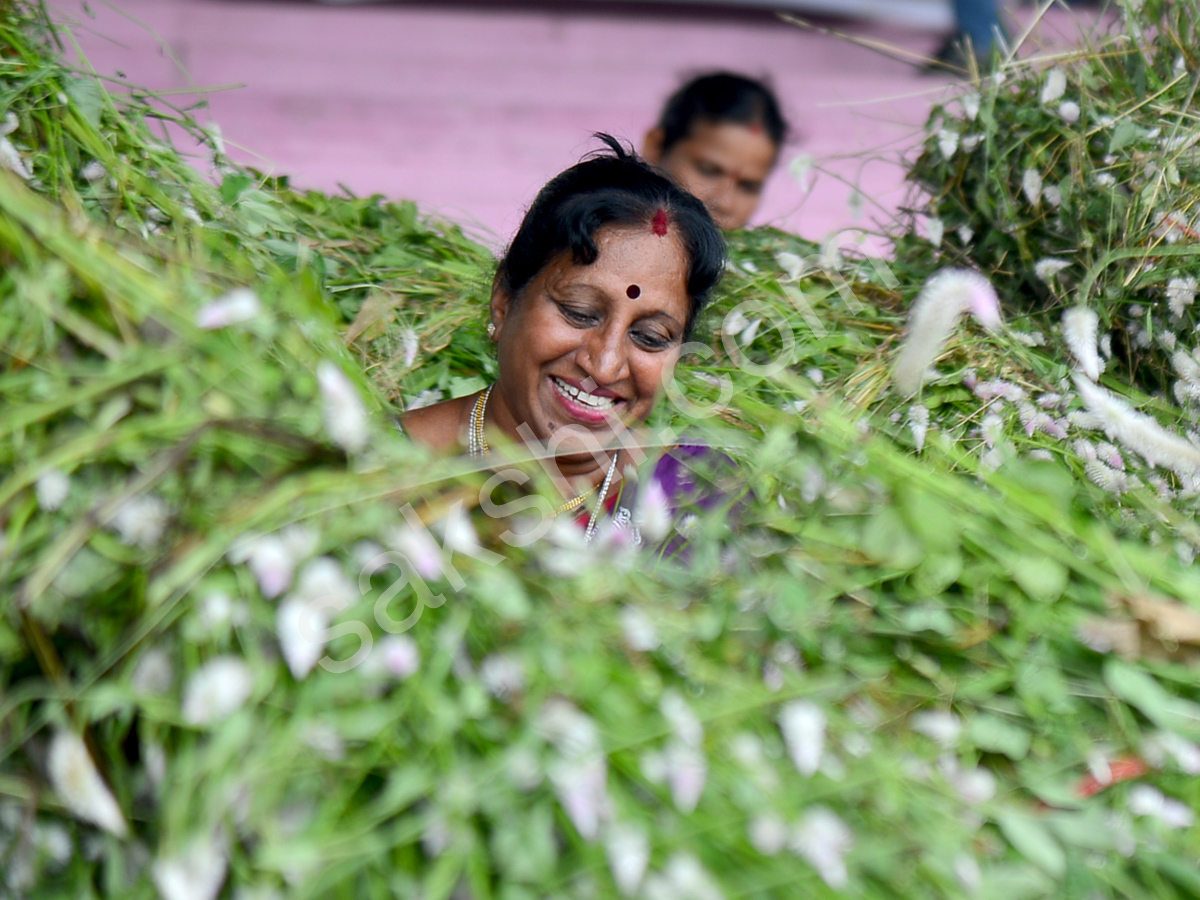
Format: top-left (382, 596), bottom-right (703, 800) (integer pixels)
top-left (400, 394), bottom-right (473, 453)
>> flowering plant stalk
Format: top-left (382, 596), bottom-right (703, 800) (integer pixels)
top-left (2, 3), bottom-right (1200, 900)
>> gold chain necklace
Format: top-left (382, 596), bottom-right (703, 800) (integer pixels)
top-left (468, 383), bottom-right (614, 520)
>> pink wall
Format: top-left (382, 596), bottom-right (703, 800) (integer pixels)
top-left (47, 1), bottom-right (1098, 249)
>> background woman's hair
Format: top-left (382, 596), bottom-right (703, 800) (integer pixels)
top-left (497, 133), bottom-right (725, 338)
top-left (656, 71), bottom-right (788, 154)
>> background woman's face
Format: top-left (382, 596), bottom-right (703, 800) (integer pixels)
top-left (490, 226), bottom-right (691, 455)
top-left (649, 121), bottom-right (777, 230)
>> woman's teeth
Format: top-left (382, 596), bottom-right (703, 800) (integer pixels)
top-left (552, 377), bottom-right (617, 410)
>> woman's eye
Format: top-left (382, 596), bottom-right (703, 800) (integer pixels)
top-left (558, 304), bottom-right (597, 326)
top-left (632, 330), bottom-right (671, 350)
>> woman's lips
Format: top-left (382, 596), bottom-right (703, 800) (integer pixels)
top-left (549, 376), bottom-right (624, 425)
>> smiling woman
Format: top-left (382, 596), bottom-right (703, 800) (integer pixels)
top-left (402, 134), bottom-right (728, 544)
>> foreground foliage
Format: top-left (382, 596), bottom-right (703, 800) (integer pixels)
top-left (1, 2), bottom-right (1198, 899)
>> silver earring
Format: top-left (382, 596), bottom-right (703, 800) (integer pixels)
top-left (487, 322), bottom-right (496, 339)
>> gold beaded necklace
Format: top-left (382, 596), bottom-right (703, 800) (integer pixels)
top-left (468, 384), bottom-right (616, 521)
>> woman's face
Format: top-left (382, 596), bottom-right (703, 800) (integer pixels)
top-left (489, 225), bottom-right (691, 458)
top-left (646, 120), bottom-right (777, 230)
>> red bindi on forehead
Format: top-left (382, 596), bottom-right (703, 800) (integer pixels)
top-left (747, 121), bottom-right (763, 134)
top-left (626, 284), bottom-right (641, 299)
top-left (652, 209), bottom-right (669, 237)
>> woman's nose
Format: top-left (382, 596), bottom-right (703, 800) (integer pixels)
top-left (580, 325), bottom-right (629, 385)
top-left (705, 181), bottom-right (736, 224)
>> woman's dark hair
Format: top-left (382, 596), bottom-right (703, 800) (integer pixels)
top-left (497, 134), bottom-right (724, 339)
top-left (657, 72), bottom-right (787, 154)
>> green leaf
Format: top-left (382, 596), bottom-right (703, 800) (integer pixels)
top-left (860, 507), bottom-right (925, 570)
top-left (491, 803), bottom-right (557, 883)
top-left (1011, 556), bottom-right (1068, 603)
top-left (448, 375), bottom-right (487, 399)
top-left (1108, 120), bottom-right (1143, 154)
top-left (65, 76), bottom-right (105, 127)
top-left (968, 714), bottom-right (1031, 760)
top-left (1104, 659), bottom-right (1200, 739)
top-left (995, 811), bottom-right (1066, 877)
top-left (911, 552), bottom-right (963, 596)
top-left (899, 604), bottom-right (957, 636)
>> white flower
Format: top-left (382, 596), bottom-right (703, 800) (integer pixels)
top-left (953, 853), bottom-right (983, 893)
top-left (301, 721), bottom-right (346, 762)
top-left (961, 92), bottom-right (980, 121)
top-left (405, 388), bottom-right (443, 411)
top-left (1167, 276), bottom-right (1197, 318)
top-left (1040, 67), bottom-right (1067, 104)
top-left (633, 477), bottom-right (672, 543)
top-left (36, 469), bottom-right (70, 511)
top-left (47, 730), bottom-right (128, 836)
top-left (950, 765), bottom-right (996, 804)
top-left (1034, 258), bottom-right (1071, 283)
top-left (908, 404), bottom-right (930, 452)
top-left (0, 137), bottom-right (31, 180)
top-left (788, 153), bottom-right (815, 191)
top-left (401, 327), bottom-right (419, 368)
top-left (1062, 307), bottom-right (1102, 380)
top-left (435, 504), bottom-right (482, 555)
top-left (80, 160), bottom-right (107, 182)
top-left (548, 753), bottom-right (610, 841)
top-left (1074, 374), bottom-right (1200, 477)
top-left (893, 269), bottom-right (1002, 395)
top-left (111, 494), bottom-right (169, 548)
top-left (661, 690), bottom-right (703, 748)
top-left (386, 521), bottom-right (443, 582)
top-left (926, 218), bottom-right (944, 248)
top-left (182, 656), bottom-right (254, 725)
top-left (775, 250), bottom-right (805, 282)
top-left (910, 710), bottom-right (962, 746)
top-left (619, 605), bottom-right (660, 652)
top-left (665, 741), bottom-right (707, 813)
top-left (645, 854), bottom-right (724, 900)
top-left (1022, 168), bottom-right (1044, 206)
top-left (722, 308), bottom-right (749, 336)
top-left (479, 654), bottom-right (525, 700)
top-left (1095, 172), bottom-right (1116, 187)
top-left (370, 634), bottom-right (421, 679)
top-left (1, 112), bottom-right (17, 135)
top-left (277, 595), bottom-right (328, 680)
top-left (1042, 184), bottom-right (1063, 208)
top-left (244, 535), bottom-right (296, 599)
top-left (937, 129), bottom-right (959, 160)
top-left (1144, 731), bottom-right (1200, 774)
top-left (293, 556), bottom-right (355, 607)
top-left (957, 225), bottom-right (975, 244)
top-left (749, 813), bottom-right (789, 855)
top-left (1013, 330), bottom-right (1047, 347)
top-left (960, 133), bottom-right (982, 152)
top-left (196, 287), bottom-right (261, 330)
top-left (538, 698), bottom-right (602, 757)
top-left (1128, 784), bottom-right (1195, 829)
top-left (1058, 100), bottom-right (1081, 123)
top-left (606, 823), bottom-right (650, 896)
top-left (791, 806), bottom-right (854, 889)
top-left (152, 834), bottom-right (228, 900)
top-left (132, 647), bottom-right (174, 695)
top-left (316, 361), bottom-right (369, 454)
top-left (779, 699), bottom-right (825, 777)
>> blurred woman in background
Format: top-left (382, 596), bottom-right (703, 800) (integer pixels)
top-left (642, 72), bottom-right (788, 231)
